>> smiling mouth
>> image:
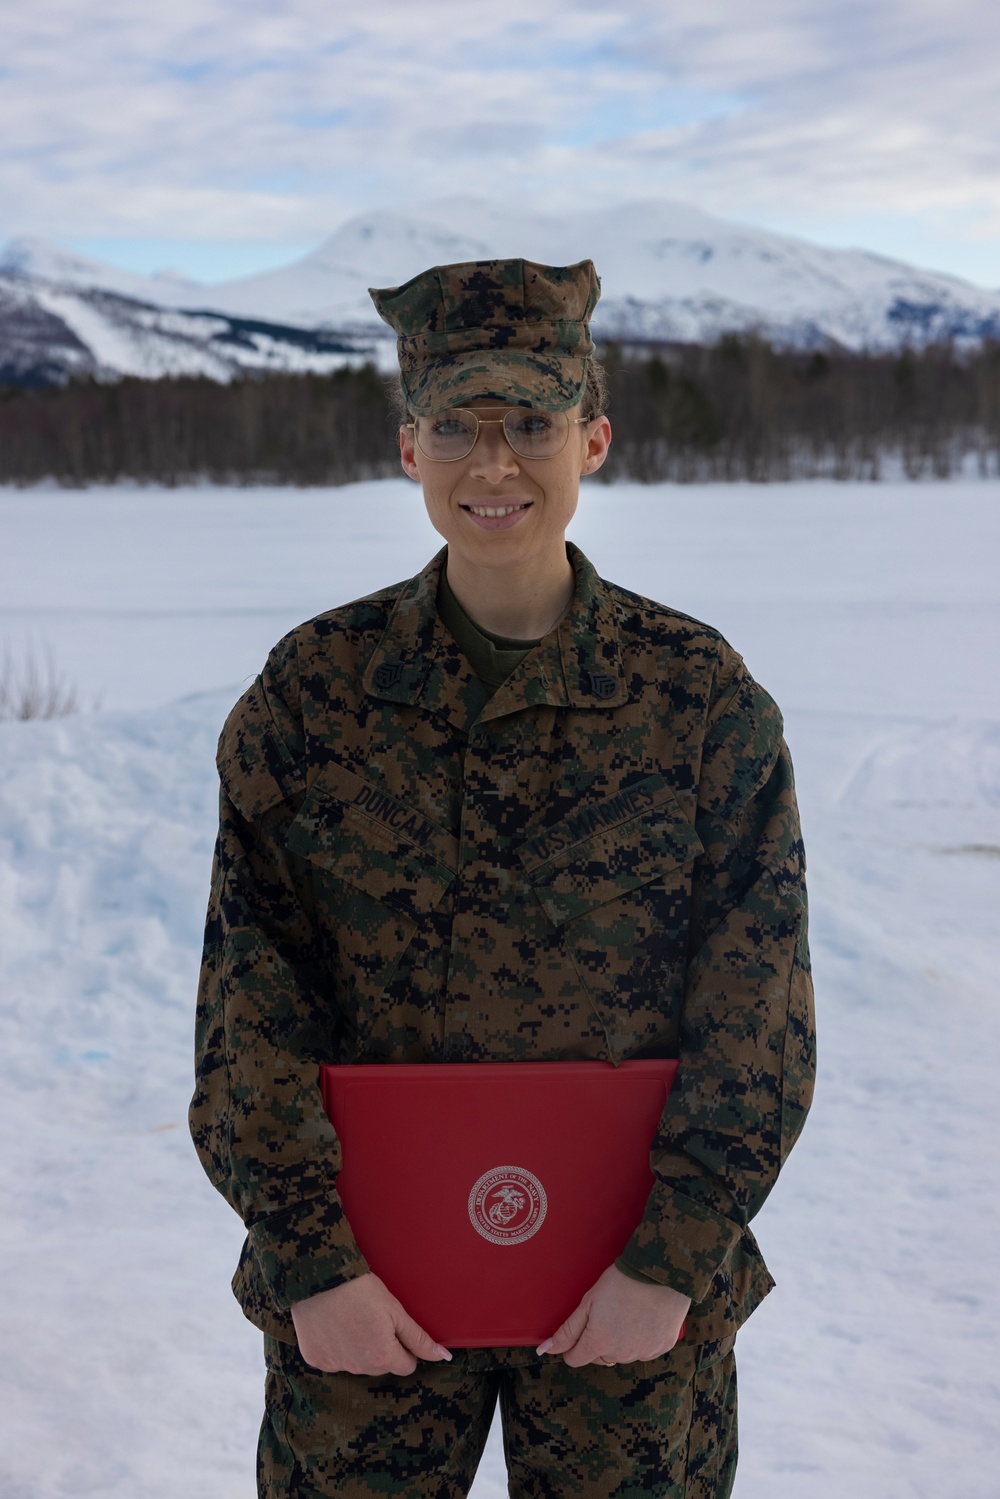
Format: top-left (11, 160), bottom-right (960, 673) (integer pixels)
top-left (462, 502), bottom-right (532, 518)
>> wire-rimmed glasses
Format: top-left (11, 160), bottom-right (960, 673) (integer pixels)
top-left (408, 407), bottom-right (588, 462)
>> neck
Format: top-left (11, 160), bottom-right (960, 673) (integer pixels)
top-left (444, 544), bottom-right (574, 640)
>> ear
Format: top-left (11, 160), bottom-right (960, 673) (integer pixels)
top-left (580, 415), bottom-right (612, 477)
top-left (399, 423), bottom-right (421, 482)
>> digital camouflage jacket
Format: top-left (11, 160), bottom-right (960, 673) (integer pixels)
top-left (190, 544), bottom-right (815, 1356)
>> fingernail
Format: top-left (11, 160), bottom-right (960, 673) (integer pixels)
top-left (536, 1339), bottom-right (553, 1355)
top-left (435, 1345), bottom-right (453, 1361)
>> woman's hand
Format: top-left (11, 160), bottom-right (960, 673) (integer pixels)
top-left (291, 1272), bottom-right (453, 1376)
top-left (537, 1264), bottom-right (691, 1367)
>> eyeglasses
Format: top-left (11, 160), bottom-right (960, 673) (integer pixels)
top-left (408, 406), bottom-right (588, 463)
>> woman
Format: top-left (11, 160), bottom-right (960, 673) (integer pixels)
top-left (191, 256), bottom-right (815, 1498)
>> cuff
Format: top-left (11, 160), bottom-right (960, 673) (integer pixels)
top-left (613, 1256), bottom-right (663, 1287)
top-left (247, 1192), bottom-right (369, 1309)
top-left (618, 1180), bottom-right (745, 1303)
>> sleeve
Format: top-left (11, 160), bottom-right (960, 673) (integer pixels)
top-left (188, 662), bottom-right (370, 1310)
top-left (617, 655), bottom-right (816, 1303)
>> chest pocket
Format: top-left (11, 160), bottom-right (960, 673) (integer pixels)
top-left (286, 780), bottom-right (456, 1006)
top-left (518, 784), bottom-right (703, 1060)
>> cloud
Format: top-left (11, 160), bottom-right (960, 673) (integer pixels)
top-left (416, 123), bottom-right (546, 159)
top-left (1, 0), bottom-right (998, 282)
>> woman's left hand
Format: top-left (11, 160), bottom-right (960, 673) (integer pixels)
top-left (536, 1264), bottom-right (691, 1366)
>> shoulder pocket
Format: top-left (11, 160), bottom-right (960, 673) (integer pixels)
top-left (218, 678), bottom-right (305, 821)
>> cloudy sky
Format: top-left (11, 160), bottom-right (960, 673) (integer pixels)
top-left (2, 0), bottom-right (999, 287)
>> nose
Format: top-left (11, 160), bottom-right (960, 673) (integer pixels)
top-left (468, 423), bottom-right (520, 483)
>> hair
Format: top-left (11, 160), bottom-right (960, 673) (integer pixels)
top-left (386, 356), bottom-right (609, 428)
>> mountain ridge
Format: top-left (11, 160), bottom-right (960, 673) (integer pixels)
top-left (3, 198), bottom-right (1000, 386)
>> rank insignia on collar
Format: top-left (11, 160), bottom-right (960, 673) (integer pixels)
top-left (588, 672), bottom-right (618, 699)
top-left (373, 662), bottom-right (404, 690)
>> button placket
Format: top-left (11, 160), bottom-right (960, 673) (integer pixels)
top-left (446, 736), bottom-right (505, 1050)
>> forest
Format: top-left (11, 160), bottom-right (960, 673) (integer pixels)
top-left (0, 337), bottom-right (998, 485)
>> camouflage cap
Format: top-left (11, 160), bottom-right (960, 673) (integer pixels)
top-left (369, 258), bottom-right (600, 415)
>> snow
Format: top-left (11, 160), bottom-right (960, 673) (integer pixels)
top-left (29, 284), bottom-right (234, 381)
top-left (6, 197), bottom-right (1000, 355)
top-left (0, 235), bottom-right (203, 307)
top-left (1, 475), bottom-right (998, 1498)
top-left (180, 199), bottom-right (1000, 347)
top-left (21, 285), bottom-right (370, 384)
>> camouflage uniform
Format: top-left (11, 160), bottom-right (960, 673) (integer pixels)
top-left (190, 541), bottom-right (814, 1497)
top-left (258, 1330), bottom-right (737, 1497)
top-left (191, 255), bottom-right (814, 1495)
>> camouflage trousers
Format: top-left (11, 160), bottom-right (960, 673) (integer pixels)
top-left (259, 1335), bottom-right (737, 1498)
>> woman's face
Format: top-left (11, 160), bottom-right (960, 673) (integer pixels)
top-left (399, 400), bottom-right (612, 577)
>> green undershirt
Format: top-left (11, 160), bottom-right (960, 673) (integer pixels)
top-left (437, 570), bottom-right (541, 695)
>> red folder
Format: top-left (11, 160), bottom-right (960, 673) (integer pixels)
top-left (320, 1059), bottom-right (678, 1347)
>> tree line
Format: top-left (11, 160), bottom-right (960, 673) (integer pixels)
top-left (598, 337), bottom-right (1000, 482)
top-left (0, 338), bottom-right (998, 485)
top-left (0, 364), bottom-right (399, 487)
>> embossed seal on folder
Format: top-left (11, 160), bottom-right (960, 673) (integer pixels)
top-left (468, 1166), bottom-right (547, 1246)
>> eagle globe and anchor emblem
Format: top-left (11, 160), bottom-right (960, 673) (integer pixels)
top-left (468, 1166), bottom-right (548, 1245)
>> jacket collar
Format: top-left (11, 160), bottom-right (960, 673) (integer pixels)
top-left (362, 543), bottom-right (627, 727)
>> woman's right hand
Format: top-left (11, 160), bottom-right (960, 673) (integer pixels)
top-left (290, 1272), bottom-right (453, 1376)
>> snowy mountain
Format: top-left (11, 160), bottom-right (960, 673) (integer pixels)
top-left (196, 198), bottom-right (1000, 352)
top-left (0, 236), bottom-right (204, 306)
top-left (0, 273), bottom-right (376, 388)
top-left (4, 197), bottom-right (1000, 386)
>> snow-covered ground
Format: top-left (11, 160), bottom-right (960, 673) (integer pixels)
top-left (1, 476), bottom-right (998, 1498)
